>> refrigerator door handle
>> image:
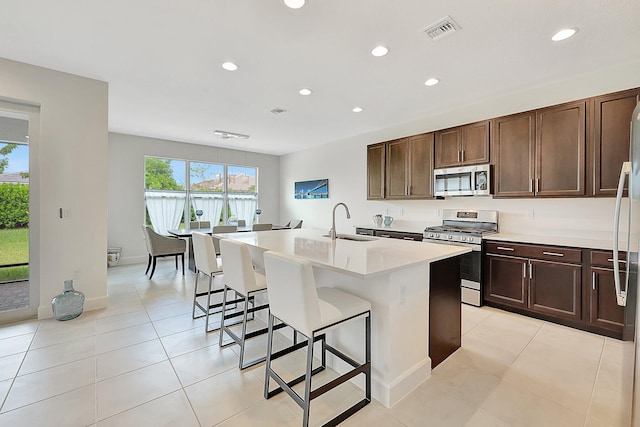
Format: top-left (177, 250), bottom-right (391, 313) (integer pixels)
top-left (613, 161), bottom-right (631, 307)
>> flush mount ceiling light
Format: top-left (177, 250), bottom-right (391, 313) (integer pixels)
top-left (213, 130), bottom-right (249, 139)
top-left (221, 62), bottom-right (238, 71)
top-left (371, 46), bottom-right (388, 57)
top-left (283, 0), bottom-right (305, 9)
top-left (298, 88), bottom-right (313, 96)
top-left (552, 28), bottom-right (578, 42)
top-left (352, 107), bottom-right (363, 113)
top-left (424, 78), bottom-right (440, 86)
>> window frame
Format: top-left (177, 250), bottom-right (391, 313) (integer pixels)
top-left (143, 155), bottom-right (258, 229)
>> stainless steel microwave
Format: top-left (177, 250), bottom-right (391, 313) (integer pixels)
top-left (434, 164), bottom-right (491, 197)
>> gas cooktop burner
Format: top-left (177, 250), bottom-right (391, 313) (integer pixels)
top-left (424, 225), bottom-right (494, 236)
top-left (423, 209), bottom-right (499, 246)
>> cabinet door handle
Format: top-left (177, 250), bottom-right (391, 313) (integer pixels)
top-left (457, 151), bottom-right (461, 162)
top-left (403, 236), bottom-right (414, 240)
top-left (379, 234), bottom-right (391, 238)
top-left (529, 261), bottom-right (532, 280)
top-left (496, 246), bottom-right (515, 251)
top-left (522, 263), bottom-right (526, 279)
top-left (535, 179), bottom-right (540, 193)
top-left (529, 179), bottom-right (533, 193)
top-left (607, 258), bottom-right (627, 264)
top-left (592, 272), bottom-right (596, 290)
top-left (461, 150), bottom-right (465, 163)
top-left (542, 251), bottom-right (564, 257)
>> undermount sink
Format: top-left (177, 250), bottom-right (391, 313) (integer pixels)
top-left (322, 233), bottom-right (376, 242)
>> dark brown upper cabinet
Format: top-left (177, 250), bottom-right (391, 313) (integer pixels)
top-left (535, 100), bottom-right (587, 197)
top-left (408, 133), bottom-right (435, 199)
top-left (492, 111), bottom-right (536, 197)
top-left (385, 133), bottom-right (435, 200)
top-left (493, 101), bottom-right (587, 198)
top-left (367, 142), bottom-right (385, 200)
top-left (434, 120), bottom-right (490, 168)
top-left (386, 138), bottom-right (409, 199)
top-left (591, 88), bottom-right (640, 196)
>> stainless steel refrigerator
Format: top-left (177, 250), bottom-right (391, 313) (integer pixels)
top-left (614, 101), bottom-right (640, 426)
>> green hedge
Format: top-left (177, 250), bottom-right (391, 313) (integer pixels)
top-left (0, 183), bottom-right (29, 228)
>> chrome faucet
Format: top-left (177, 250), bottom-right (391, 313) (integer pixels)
top-left (329, 202), bottom-right (351, 240)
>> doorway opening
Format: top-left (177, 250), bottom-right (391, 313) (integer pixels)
top-left (0, 103), bottom-right (38, 322)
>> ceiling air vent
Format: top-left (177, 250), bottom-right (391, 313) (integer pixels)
top-left (422, 16), bottom-right (460, 41)
top-left (270, 108), bottom-right (288, 115)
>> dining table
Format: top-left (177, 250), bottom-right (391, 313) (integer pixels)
top-left (167, 224), bottom-right (288, 272)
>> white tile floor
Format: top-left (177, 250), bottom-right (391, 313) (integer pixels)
top-left (0, 260), bottom-right (627, 426)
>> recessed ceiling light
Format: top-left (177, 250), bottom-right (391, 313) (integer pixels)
top-left (298, 88), bottom-right (313, 96)
top-left (352, 107), bottom-right (363, 113)
top-left (371, 46), bottom-right (388, 57)
top-left (552, 28), bottom-right (578, 42)
top-left (424, 78), bottom-right (440, 86)
top-left (222, 62), bottom-right (238, 71)
top-left (283, 0), bottom-right (305, 9)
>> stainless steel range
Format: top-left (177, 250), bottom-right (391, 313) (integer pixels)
top-left (423, 209), bottom-right (499, 306)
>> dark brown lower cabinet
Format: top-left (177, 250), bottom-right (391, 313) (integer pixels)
top-left (588, 251), bottom-right (625, 336)
top-left (529, 259), bottom-right (581, 321)
top-left (485, 254), bottom-right (581, 321)
top-left (485, 255), bottom-right (528, 308)
top-left (484, 241), bottom-right (623, 338)
top-left (589, 267), bottom-right (624, 331)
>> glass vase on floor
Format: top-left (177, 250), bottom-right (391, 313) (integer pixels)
top-left (52, 280), bottom-right (85, 321)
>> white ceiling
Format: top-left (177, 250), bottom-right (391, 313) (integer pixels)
top-left (0, 0), bottom-right (638, 155)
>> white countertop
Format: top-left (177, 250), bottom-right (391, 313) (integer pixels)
top-left (486, 232), bottom-right (619, 251)
top-left (355, 224), bottom-right (431, 234)
top-left (216, 229), bottom-right (470, 279)
top-left (356, 222), bottom-right (625, 251)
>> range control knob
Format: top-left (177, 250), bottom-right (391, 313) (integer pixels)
top-left (447, 234), bottom-right (453, 240)
top-left (459, 236), bottom-right (467, 242)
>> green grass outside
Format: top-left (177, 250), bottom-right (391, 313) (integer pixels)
top-left (0, 228), bottom-right (29, 282)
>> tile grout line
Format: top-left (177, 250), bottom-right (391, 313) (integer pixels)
top-left (583, 337), bottom-right (607, 427)
top-left (138, 270), bottom-right (204, 426)
top-left (464, 310), bottom-right (545, 419)
top-left (497, 320), bottom-right (598, 424)
top-left (0, 320), bottom-right (39, 414)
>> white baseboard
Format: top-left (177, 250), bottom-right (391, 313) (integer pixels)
top-left (117, 255), bottom-right (148, 265)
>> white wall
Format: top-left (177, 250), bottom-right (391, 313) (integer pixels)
top-left (280, 60), bottom-right (640, 239)
top-left (0, 57), bottom-right (109, 319)
top-left (107, 133), bottom-right (280, 264)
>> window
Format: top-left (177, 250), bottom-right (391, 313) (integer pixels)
top-left (190, 162), bottom-right (224, 228)
top-left (227, 165), bottom-right (258, 226)
top-left (144, 156), bottom-right (258, 234)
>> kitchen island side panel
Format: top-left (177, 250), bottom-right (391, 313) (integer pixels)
top-left (429, 255), bottom-right (462, 368)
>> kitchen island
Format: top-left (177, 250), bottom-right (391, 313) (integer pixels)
top-left (215, 228), bottom-right (469, 407)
